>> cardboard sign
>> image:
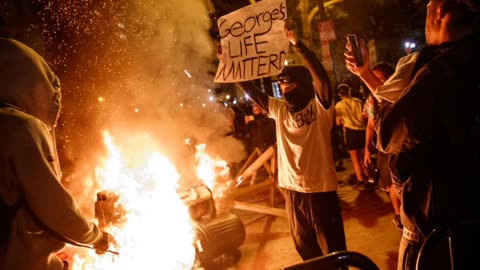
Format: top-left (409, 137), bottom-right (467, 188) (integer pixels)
top-left (214, 0), bottom-right (289, 83)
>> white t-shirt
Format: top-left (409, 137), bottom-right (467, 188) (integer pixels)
top-left (268, 96), bottom-right (338, 193)
top-left (375, 52), bottom-right (419, 103)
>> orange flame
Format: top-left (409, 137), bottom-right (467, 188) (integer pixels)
top-left (73, 131), bottom-right (197, 269)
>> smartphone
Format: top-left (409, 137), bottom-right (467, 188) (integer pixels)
top-left (347, 34), bottom-right (363, 67)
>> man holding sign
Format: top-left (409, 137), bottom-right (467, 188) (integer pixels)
top-left (214, 0), bottom-right (290, 83)
top-left (217, 13), bottom-right (347, 261)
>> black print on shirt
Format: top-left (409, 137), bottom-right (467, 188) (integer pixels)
top-left (295, 103), bottom-right (317, 128)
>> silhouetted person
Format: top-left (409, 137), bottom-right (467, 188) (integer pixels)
top-left (245, 103), bottom-right (276, 154)
top-left (345, 1), bottom-right (480, 268)
top-left (0, 38), bottom-right (113, 270)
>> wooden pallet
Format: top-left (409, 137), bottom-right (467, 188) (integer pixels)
top-left (232, 145), bottom-right (286, 217)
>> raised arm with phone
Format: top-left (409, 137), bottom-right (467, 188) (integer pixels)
top-left (346, 34), bottom-right (363, 67)
top-left (344, 1), bottom-right (480, 269)
top-left (344, 36), bottom-right (385, 101)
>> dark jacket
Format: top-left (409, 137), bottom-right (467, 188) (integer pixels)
top-left (246, 114), bottom-right (276, 153)
top-left (375, 33), bottom-right (480, 236)
top-left (0, 38), bottom-right (102, 270)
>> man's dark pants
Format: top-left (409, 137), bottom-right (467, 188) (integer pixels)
top-left (284, 189), bottom-right (347, 260)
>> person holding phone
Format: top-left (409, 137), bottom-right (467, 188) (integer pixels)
top-left (347, 34), bottom-right (363, 67)
top-left (345, 1), bottom-right (480, 269)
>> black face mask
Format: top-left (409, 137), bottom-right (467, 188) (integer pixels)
top-left (278, 65), bottom-right (315, 112)
top-left (282, 83), bottom-right (314, 113)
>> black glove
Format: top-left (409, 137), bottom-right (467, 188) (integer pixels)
top-left (93, 231), bottom-right (114, 255)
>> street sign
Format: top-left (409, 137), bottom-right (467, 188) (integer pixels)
top-left (318, 20), bottom-right (336, 43)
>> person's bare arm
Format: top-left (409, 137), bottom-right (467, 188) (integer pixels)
top-left (364, 117), bottom-right (375, 166)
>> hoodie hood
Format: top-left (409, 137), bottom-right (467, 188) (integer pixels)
top-left (0, 38), bottom-right (61, 129)
top-left (278, 65), bottom-right (314, 112)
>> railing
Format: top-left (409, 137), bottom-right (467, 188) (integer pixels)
top-left (281, 250), bottom-right (379, 270)
top-left (416, 220), bottom-right (480, 270)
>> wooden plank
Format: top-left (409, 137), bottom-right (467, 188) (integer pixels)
top-left (234, 147), bottom-right (261, 180)
top-left (239, 146), bottom-right (275, 181)
top-left (233, 201), bottom-right (287, 217)
top-left (234, 177), bottom-right (275, 198)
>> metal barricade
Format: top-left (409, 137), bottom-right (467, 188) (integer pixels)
top-left (281, 250), bottom-right (379, 270)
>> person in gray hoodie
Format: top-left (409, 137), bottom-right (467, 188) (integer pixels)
top-left (0, 38), bottom-right (112, 270)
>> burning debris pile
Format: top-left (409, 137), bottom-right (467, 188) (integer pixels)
top-left (6, 1), bottom-right (251, 268)
top-left (178, 184), bottom-right (246, 269)
top-left (69, 132), bottom-right (244, 270)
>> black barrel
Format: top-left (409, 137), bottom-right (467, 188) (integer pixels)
top-left (193, 212), bottom-right (245, 263)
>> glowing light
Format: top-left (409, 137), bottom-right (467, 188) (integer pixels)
top-left (184, 69), bottom-right (192, 78)
top-left (180, 103), bottom-right (184, 107)
top-left (73, 132), bottom-right (196, 270)
top-left (134, 108), bottom-right (139, 113)
top-left (284, 60), bottom-right (289, 66)
top-left (194, 144), bottom-right (230, 190)
top-left (209, 96), bottom-right (214, 101)
top-left (404, 41), bottom-right (416, 49)
top-left (225, 94), bottom-right (231, 100)
top-left (98, 97), bottom-right (105, 103)
top-left (202, 103), bottom-right (206, 107)
top-left (70, 132), bottom-right (232, 270)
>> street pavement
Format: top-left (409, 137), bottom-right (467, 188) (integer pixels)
top-left (228, 158), bottom-right (401, 270)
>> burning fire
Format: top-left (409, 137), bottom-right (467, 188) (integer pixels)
top-left (72, 131), bottom-right (231, 269)
top-left (194, 144), bottom-right (232, 200)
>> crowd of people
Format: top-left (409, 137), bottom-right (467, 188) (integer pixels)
top-left (332, 62), bottom-right (404, 231)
